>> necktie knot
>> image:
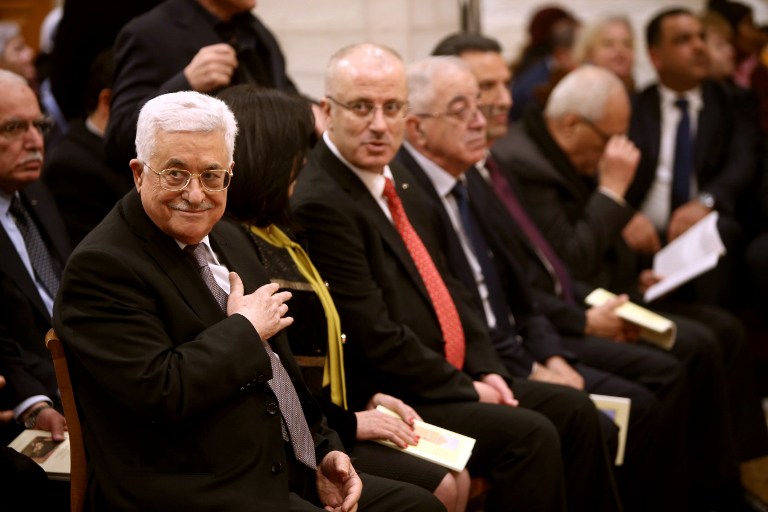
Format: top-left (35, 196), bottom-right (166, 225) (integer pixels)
top-left (451, 181), bottom-right (468, 204)
top-left (674, 97), bottom-right (689, 111)
top-left (184, 243), bottom-right (208, 269)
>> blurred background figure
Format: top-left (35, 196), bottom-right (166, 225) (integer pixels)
top-left (0, 21), bottom-right (36, 89)
top-left (509, 5), bottom-right (579, 121)
top-left (574, 15), bottom-right (636, 92)
top-left (702, 10), bottom-right (737, 83)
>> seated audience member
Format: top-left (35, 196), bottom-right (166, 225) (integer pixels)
top-left (703, 10), bottom-right (738, 83)
top-left (291, 42), bottom-right (620, 512)
top-left (0, 69), bottom-right (68, 445)
top-left (574, 15), bottom-right (636, 92)
top-left (53, 89), bottom-right (442, 512)
top-left (493, 61), bottom-right (768, 509)
top-left (105, 0), bottom-right (325, 165)
top-left (405, 48), bottom-right (686, 511)
top-left (0, 22), bottom-right (36, 89)
top-left (219, 84), bottom-right (466, 512)
top-left (626, 7), bottom-right (758, 308)
top-left (43, 50), bottom-right (133, 245)
top-left (509, 5), bottom-right (579, 121)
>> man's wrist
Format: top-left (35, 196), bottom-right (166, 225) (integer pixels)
top-left (20, 402), bottom-right (53, 429)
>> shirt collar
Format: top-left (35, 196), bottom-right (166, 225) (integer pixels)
top-left (323, 131), bottom-right (395, 199)
top-left (658, 83), bottom-right (703, 112)
top-left (0, 189), bottom-right (14, 217)
top-left (401, 140), bottom-right (458, 198)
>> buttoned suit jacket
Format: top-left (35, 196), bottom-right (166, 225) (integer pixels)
top-left (0, 180), bottom-right (70, 440)
top-left (106, 0), bottom-right (298, 163)
top-left (493, 116), bottom-right (637, 293)
top-left (627, 80), bottom-right (758, 218)
top-left (290, 140), bottom-right (508, 410)
top-left (53, 190), bottom-right (339, 511)
top-left (395, 147), bottom-right (573, 376)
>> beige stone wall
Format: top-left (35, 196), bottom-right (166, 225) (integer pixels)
top-left (256, 0), bottom-right (768, 98)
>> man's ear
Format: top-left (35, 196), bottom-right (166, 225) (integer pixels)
top-left (405, 116), bottom-right (426, 146)
top-left (129, 159), bottom-right (144, 190)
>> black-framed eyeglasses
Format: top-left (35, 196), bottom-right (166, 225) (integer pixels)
top-left (0, 116), bottom-right (55, 139)
top-left (143, 162), bottom-right (232, 192)
top-left (326, 96), bottom-right (409, 120)
top-left (578, 116), bottom-right (613, 144)
top-left (414, 104), bottom-right (483, 123)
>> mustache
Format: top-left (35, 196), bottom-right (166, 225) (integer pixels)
top-left (20, 151), bottom-right (43, 165)
top-left (168, 200), bottom-right (214, 212)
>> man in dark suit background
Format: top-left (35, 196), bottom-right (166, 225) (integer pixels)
top-left (44, 50), bottom-right (134, 245)
top-left (291, 42), bottom-right (620, 512)
top-left (105, 0), bottom-right (321, 165)
top-left (0, 69), bottom-right (68, 445)
top-left (54, 90), bottom-right (442, 511)
top-left (625, 7), bottom-right (759, 307)
top-left (0, 68), bottom-right (69, 511)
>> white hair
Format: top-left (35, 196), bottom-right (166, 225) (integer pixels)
top-left (544, 65), bottom-right (626, 121)
top-left (406, 56), bottom-right (471, 112)
top-left (135, 91), bottom-right (238, 163)
top-left (0, 68), bottom-right (29, 88)
top-left (573, 15), bottom-right (634, 65)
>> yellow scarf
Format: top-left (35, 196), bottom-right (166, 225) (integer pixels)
top-left (248, 224), bottom-right (347, 409)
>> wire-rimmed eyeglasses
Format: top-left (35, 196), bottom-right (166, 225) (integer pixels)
top-left (143, 162), bottom-right (232, 192)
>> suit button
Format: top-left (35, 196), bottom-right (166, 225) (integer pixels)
top-left (257, 374), bottom-right (267, 383)
top-left (271, 462), bottom-right (283, 474)
top-left (266, 403), bottom-right (279, 415)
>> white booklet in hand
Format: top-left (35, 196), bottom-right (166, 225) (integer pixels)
top-left (590, 394), bottom-right (631, 466)
top-left (8, 429), bottom-right (71, 481)
top-left (644, 211), bottom-right (725, 303)
top-left (585, 288), bottom-right (676, 350)
top-left (374, 405), bottom-right (476, 472)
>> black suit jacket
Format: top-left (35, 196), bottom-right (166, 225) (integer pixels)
top-left (53, 191), bottom-right (339, 511)
top-left (0, 181), bottom-right (70, 440)
top-left (105, 0), bottom-right (298, 163)
top-left (291, 140), bottom-right (507, 410)
top-left (627, 80), bottom-right (759, 217)
top-left (396, 147), bottom-right (573, 376)
top-left (43, 120), bottom-right (134, 245)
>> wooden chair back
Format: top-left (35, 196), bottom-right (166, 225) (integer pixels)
top-left (45, 328), bottom-right (86, 512)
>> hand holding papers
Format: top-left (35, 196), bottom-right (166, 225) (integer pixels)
top-left (585, 288), bottom-right (676, 350)
top-left (374, 405), bottom-right (475, 471)
top-left (644, 211), bottom-right (725, 303)
top-left (9, 429), bottom-right (70, 480)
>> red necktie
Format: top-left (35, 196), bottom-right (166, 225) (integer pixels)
top-left (382, 177), bottom-right (465, 369)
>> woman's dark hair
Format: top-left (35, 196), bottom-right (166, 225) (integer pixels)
top-left (217, 84), bottom-right (314, 227)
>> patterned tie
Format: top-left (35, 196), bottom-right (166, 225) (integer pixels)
top-left (382, 177), bottom-right (465, 369)
top-left (184, 244), bottom-right (228, 312)
top-left (484, 156), bottom-right (575, 304)
top-left (671, 98), bottom-right (693, 211)
top-left (9, 195), bottom-right (60, 297)
top-left (264, 343), bottom-right (317, 469)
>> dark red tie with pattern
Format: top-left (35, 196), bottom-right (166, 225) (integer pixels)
top-left (382, 177), bottom-right (465, 369)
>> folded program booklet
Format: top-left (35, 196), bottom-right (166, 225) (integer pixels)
top-left (585, 288), bottom-right (676, 350)
top-left (374, 405), bottom-right (476, 472)
top-left (8, 429), bottom-right (70, 481)
top-left (590, 394), bottom-right (631, 466)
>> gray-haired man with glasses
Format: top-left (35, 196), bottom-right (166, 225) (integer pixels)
top-left (54, 90), bottom-right (370, 511)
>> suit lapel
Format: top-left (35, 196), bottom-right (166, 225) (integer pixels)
top-left (120, 191), bottom-right (225, 327)
top-left (0, 223), bottom-right (48, 319)
top-left (315, 142), bottom-right (432, 304)
top-left (694, 82), bottom-right (717, 175)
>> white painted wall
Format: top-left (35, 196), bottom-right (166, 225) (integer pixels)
top-left (256, 0), bottom-right (768, 99)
